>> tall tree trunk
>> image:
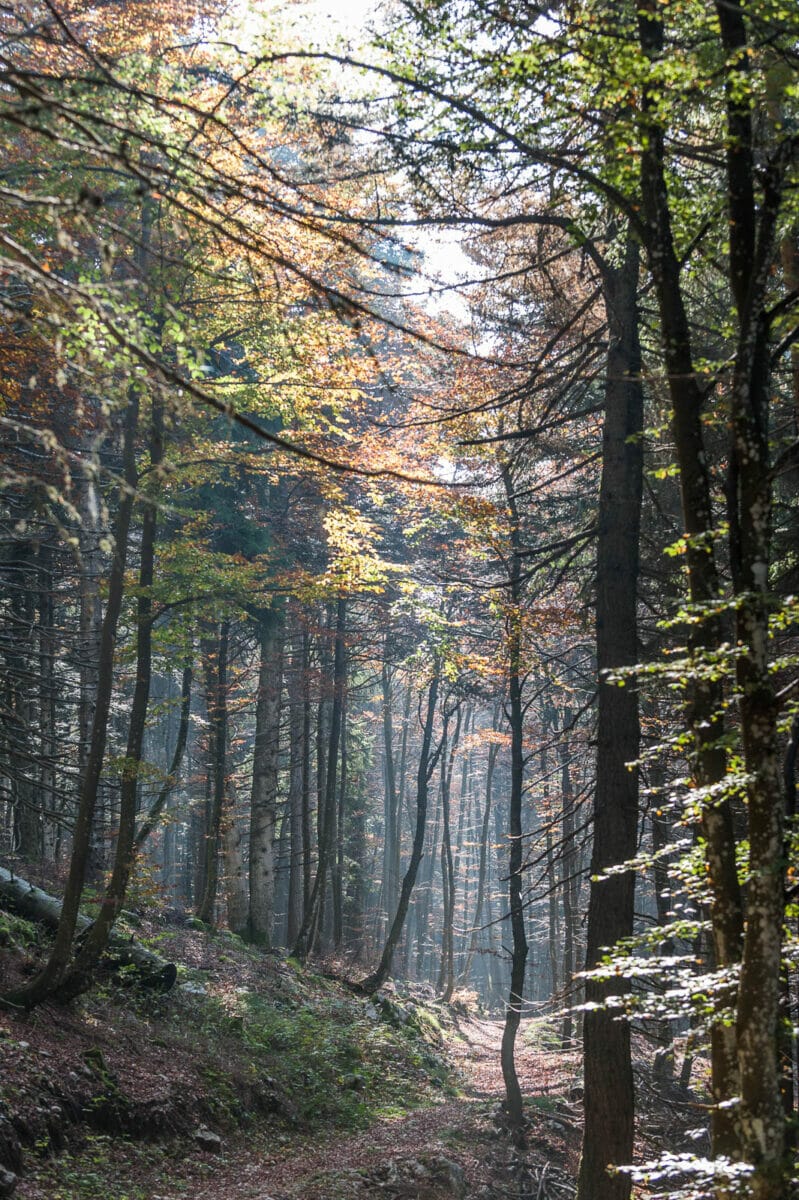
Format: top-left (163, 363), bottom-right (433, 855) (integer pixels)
top-left (135, 663), bottom-right (192, 851)
top-left (381, 655), bottom-right (400, 937)
top-left (714, 8), bottom-right (786, 1191)
top-left (248, 606), bottom-right (285, 947)
top-left (2, 390), bottom-right (139, 1009)
top-left (500, 465), bottom-right (528, 1137)
top-left (360, 662), bottom-right (442, 993)
top-left (559, 717), bottom-right (578, 1048)
top-left (9, 543), bottom-right (39, 860)
top-left (577, 237), bottom-right (643, 1200)
top-left (634, 6), bottom-right (793, 1179)
top-left (415, 779), bottom-right (441, 981)
top-left (287, 628), bottom-right (307, 948)
top-left (77, 470), bottom-right (104, 879)
top-left (224, 780), bottom-right (249, 937)
top-left (66, 392), bottom-right (164, 991)
top-left (451, 706), bottom-right (473, 974)
top-left (333, 690), bottom-right (347, 949)
top-left (196, 621), bottom-right (230, 926)
top-left (460, 736), bottom-right (499, 987)
top-left (293, 596), bottom-right (346, 959)
top-left (37, 541), bottom-right (57, 861)
top-left (438, 705), bottom-right (461, 1001)
top-left (344, 738), bottom-right (367, 959)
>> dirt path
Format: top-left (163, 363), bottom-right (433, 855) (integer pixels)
top-left (182, 1016), bottom-right (582, 1200)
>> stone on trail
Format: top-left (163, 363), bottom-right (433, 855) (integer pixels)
top-left (193, 1125), bottom-right (223, 1152)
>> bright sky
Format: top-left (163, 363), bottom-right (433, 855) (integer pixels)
top-left (249, 0), bottom-right (474, 320)
top-left (274, 0), bottom-right (385, 50)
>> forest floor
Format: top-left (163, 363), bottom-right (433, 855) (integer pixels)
top-left (0, 885), bottom-right (704, 1200)
top-left (177, 1013), bottom-right (583, 1200)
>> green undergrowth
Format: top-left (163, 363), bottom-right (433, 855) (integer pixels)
top-left (0, 909), bottom-right (41, 953)
top-left (4, 918), bottom-right (458, 1199)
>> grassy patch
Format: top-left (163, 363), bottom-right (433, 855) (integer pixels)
top-left (0, 909), bottom-right (40, 950)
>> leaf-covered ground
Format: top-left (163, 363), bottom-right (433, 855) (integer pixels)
top-left (1, 907), bottom-right (587, 1200)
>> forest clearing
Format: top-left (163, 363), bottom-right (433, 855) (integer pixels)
top-left (1, 0), bottom-right (798, 1196)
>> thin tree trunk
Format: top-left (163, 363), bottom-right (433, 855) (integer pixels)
top-left (438, 705), bottom-right (461, 1001)
top-left (287, 629), bottom-right (307, 948)
top-left (1, 386), bottom-right (140, 1010)
top-left (223, 780), bottom-right (249, 936)
top-left (500, 465), bottom-right (528, 1137)
top-left (360, 663), bottom-right (442, 993)
top-left (135, 663), bottom-right (192, 850)
top-left (248, 606), bottom-right (285, 947)
top-left (460, 737), bottom-right (499, 986)
top-left (37, 541), bottom-right (57, 861)
top-left (381, 656), bottom-right (400, 936)
top-left (196, 621), bottom-right (229, 926)
top-left (333, 690), bottom-right (347, 949)
top-left (559, 718), bottom-right (576, 1048)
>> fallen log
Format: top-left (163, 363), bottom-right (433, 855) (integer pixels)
top-left (0, 868), bottom-right (177, 993)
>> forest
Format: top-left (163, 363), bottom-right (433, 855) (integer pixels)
top-left (0, 0), bottom-right (798, 1197)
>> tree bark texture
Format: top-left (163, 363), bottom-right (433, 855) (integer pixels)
top-left (577, 238), bottom-right (643, 1200)
top-left (293, 596), bottom-right (346, 959)
top-left (248, 606), bottom-right (285, 947)
top-left (500, 466), bottom-right (528, 1137)
top-left (196, 621), bottom-right (230, 926)
top-left (1, 389), bottom-right (140, 1009)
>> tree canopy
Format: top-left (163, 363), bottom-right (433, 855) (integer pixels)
top-left (1, 0), bottom-right (799, 1197)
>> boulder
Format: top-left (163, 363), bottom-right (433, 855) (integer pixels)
top-left (193, 1125), bottom-right (222, 1153)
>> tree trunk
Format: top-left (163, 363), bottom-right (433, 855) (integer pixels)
top-left (333, 690), bottom-right (347, 949)
top-left (0, 867), bottom-right (176, 991)
top-left (559, 719), bottom-right (577, 1049)
top-left (64, 391), bottom-right (164, 995)
top-left (437, 705), bottom-right (461, 1001)
top-left (500, 465), bottom-right (528, 1137)
top-left (1, 389), bottom-right (140, 1010)
top-left (381, 655), bottom-right (400, 937)
top-left (637, 5), bottom-right (745, 1162)
top-left (196, 621), bottom-right (230, 926)
top-left (577, 237), bottom-right (643, 1200)
top-left (293, 596), bottom-right (346, 959)
top-left (37, 541), bottom-right (57, 861)
top-left (461, 736), bottom-right (499, 986)
top-left (135, 663), bottom-right (192, 851)
top-left (248, 606), bottom-right (285, 947)
top-left (287, 628), bottom-right (307, 948)
top-left (224, 780), bottom-right (249, 937)
top-left (360, 663), bottom-right (442, 993)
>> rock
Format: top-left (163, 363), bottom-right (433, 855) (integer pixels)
top-left (0, 1118), bottom-right (21, 1175)
top-left (0, 1167), bottom-right (17, 1197)
top-left (193, 1125), bottom-right (222, 1153)
top-left (179, 981), bottom-right (207, 996)
top-left (364, 1002), bottom-right (380, 1021)
top-left (429, 1157), bottom-right (467, 1198)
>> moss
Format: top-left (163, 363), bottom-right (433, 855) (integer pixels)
top-left (0, 909), bottom-right (40, 950)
